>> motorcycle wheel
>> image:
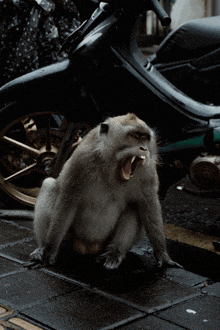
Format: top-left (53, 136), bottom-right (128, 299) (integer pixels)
top-left (0, 103), bottom-right (90, 208)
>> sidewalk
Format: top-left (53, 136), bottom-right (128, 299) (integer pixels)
top-left (0, 212), bottom-right (220, 330)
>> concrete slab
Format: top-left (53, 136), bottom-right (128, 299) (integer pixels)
top-left (0, 304), bottom-right (13, 319)
top-left (7, 219), bottom-right (34, 231)
top-left (0, 193), bottom-right (220, 330)
top-left (0, 269), bottom-right (82, 308)
top-left (161, 177), bottom-right (220, 283)
top-left (0, 317), bottom-right (45, 330)
top-left (0, 257), bottom-right (23, 276)
top-left (157, 294), bottom-right (220, 330)
top-left (0, 210), bottom-right (34, 222)
top-left (0, 210), bottom-right (34, 231)
top-left (100, 273), bottom-right (199, 312)
top-left (0, 239), bottom-right (37, 263)
top-left (22, 289), bottom-right (145, 330)
top-left (202, 282), bottom-right (220, 298)
top-left (43, 250), bottom-right (157, 290)
top-left (119, 315), bottom-right (185, 329)
top-left (165, 223), bottom-right (220, 255)
top-left (0, 220), bottom-right (33, 245)
top-left (164, 268), bottom-right (208, 287)
top-left (167, 239), bottom-right (220, 282)
top-left (163, 177), bottom-right (220, 237)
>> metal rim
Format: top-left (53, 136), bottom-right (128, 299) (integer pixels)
top-left (0, 112), bottom-right (89, 207)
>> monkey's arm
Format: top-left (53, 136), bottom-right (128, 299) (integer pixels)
top-left (138, 190), bottom-right (181, 268)
top-left (43, 196), bottom-right (77, 265)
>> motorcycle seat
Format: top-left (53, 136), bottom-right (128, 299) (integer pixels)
top-left (151, 16), bottom-right (220, 64)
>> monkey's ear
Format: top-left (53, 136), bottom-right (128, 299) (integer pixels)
top-left (100, 123), bottom-right (109, 134)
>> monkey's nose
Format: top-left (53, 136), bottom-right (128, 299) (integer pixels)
top-left (140, 147), bottom-right (148, 151)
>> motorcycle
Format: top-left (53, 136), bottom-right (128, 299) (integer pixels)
top-left (1, 0), bottom-right (220, 208)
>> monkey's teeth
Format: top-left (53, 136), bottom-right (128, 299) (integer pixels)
top-left (122, 169), bottom-right (130, 180)
top-left (131, 156), bottom-right (136, 163)
top-left (140, 156), bottom-right (146, 165)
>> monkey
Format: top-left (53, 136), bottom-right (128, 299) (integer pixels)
top-left (30, 113), bottom-right (180, 270)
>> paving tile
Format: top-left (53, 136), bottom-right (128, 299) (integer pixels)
top-left (202, 282), bottom-right (220, 298)
top-left (166, 239), bottom-right (220, 282)
top-left (0, 269), bottom-right (82, 308)
top-left (47, 251), bottom-right (155, 289)
top-left (0, 257), bottom-right (23, 276)
top-left (119, 315), bottom-right (185, 329)
top-left (157, 295), bottom-right (220, 330)
top-left (164, 268), bottom-right (208, 287)
top-left (0, 239), bottom-right (37, 263)
top-left (23, 290), bottom-right (144, 330)
top-left (0, 210), bottom-right (34, 224)
top-left (101, 271), bottom-right (198, 312)
top-left (0, 220), bottom-right (33, 246)
top-left (10, 219), bottom-right (34, 231)
top-left (163, 177), bottom-right (220, 237)
top-left (5, 317), bottom-right (44, 330)
top-left (0, 304), bottom-right (13, 319)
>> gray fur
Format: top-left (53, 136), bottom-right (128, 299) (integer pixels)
top-left (30, 113), bottom-right (178, 269)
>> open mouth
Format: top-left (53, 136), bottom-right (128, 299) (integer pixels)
top-left (121, 155), bottom-right (146, 181)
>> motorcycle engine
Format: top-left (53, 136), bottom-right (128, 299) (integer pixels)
top-left (189, 155), bottom-right (220, 189)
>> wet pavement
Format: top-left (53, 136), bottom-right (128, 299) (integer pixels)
top-left (0, 178), bottom-right (220, 330)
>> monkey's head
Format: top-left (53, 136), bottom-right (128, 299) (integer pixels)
top-left (97, 113), bottom-right (157, 181)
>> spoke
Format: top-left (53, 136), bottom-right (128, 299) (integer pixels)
top-left (46, 117), bottom-right (51, 152)
top-left (2, 136), bottom-right (40, 157)
top-left (4, 163), bottom-right (38, 183)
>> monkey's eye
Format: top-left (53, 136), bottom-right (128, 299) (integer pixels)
top-left (142, 133), bottom-right (151, 140)
top-left (129, 132), bottom-right (151, 140)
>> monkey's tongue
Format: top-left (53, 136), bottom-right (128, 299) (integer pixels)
top-left (124, 162), bottom-right (132, 177)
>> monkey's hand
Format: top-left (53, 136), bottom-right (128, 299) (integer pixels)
top-left (30, 247), bottom-right (58, 266)
top-left (30, 247), bottom-right (45, 264)
top-left (96, 250), bottom-right (125, 270)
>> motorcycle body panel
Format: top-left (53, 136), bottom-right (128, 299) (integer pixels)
top-left (1, 2), bottom-right (220, 144)
top-left (71, 6), bottom-right (220, 144)
top-left (0, 58), bottom-right (100, 126)
top-left (151, 16), bottom-right (220, 106)
top-left (0, 60), bottom-right (73, 104)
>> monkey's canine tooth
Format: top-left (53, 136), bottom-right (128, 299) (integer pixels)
top-left (131, 156), bottom-right (136, 163)
top-left (122, 169), bottom-right (131, 180)
top-left (140, 156), bottom-right (146, 165)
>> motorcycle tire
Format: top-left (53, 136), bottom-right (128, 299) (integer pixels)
top-left (0, 101), bottom-right (89, 208)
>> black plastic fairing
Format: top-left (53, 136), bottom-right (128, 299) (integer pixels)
top-left (0, 60), bottom-right (72, 106)
top-left (109, 15), bottom-right (220, 124)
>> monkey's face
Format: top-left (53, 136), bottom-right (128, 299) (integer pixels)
top-left (99, 113), bottom-right (156, 181)
top-left (117, 130), bottom-right (153, 181)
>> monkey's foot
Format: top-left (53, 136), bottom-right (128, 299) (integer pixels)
top-left (165, 259), bottom-right (183, 268)
top-left (96, 250), bottom-right (125, 270)
top-left (23, 261), bottom-right (42, 269)
top-left (48, 254), bottom-right (58, 266)
top-left (30, 247), bottom-right (45, 264)
top-left (157, 258), bottom-right (183, 269)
